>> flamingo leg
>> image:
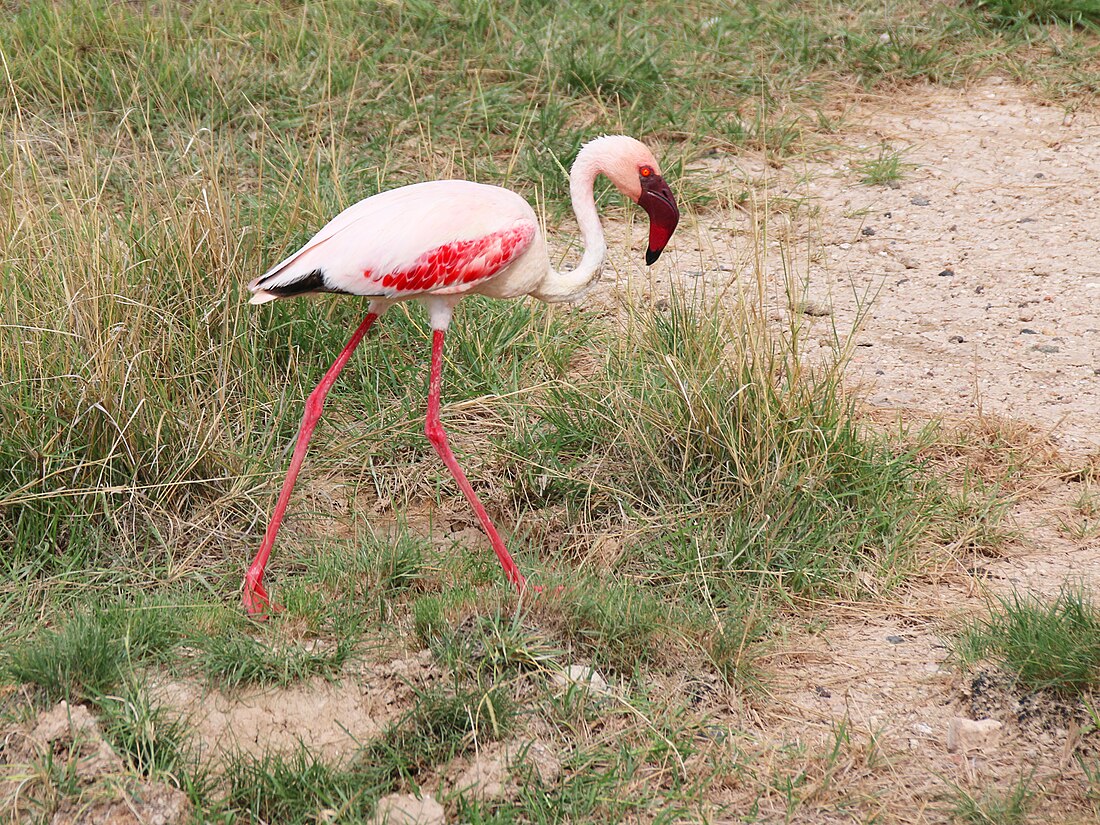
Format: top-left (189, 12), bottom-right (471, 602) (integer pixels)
top-left (243, 311), bottom-right (379, 616)
top-left (424, 329), bottom-right (527, 592)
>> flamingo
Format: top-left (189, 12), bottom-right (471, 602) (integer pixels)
top-left (242, 135), bottom-right (679, 615)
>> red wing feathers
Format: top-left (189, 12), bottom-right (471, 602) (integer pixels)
top-left (370, 222), bottom-right (535, 297)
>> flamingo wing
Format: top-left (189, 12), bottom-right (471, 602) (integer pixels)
top-left (249, 180), bottom-right (538, 304)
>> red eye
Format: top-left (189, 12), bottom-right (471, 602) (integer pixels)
top-left (640, 166), bottom-right (653, 177)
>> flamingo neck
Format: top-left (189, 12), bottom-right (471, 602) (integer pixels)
top-left (532, 151), bottom-right (607, 303)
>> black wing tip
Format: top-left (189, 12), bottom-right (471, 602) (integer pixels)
top-left (256, 269), bottom-right (354, 298)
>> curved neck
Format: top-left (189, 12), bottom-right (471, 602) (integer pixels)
top-left (532, 153), bottom-right (607, 303)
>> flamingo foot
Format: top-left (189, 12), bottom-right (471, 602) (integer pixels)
top-left (242, 573), bottom-right (282, 619)
top-left (516, 579), bottom-right (565, 598)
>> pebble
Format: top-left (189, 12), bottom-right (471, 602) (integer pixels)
top-left (911, 196), bottom-right (930, 206)
top-left (815, 685), bottom-right (832, 698)
top-left (1031, 344), bottom-right (1060, 354)
top-left (949, 335), bottom-right (965, 344)
top-left (1034, 172), bottom-right (1045, 179)
top-left (801, 301), bottom-right (832, 317)
top-left (861, 227), bottom-right (876, 236)
top-left (886, 635), bottom-right (907, 644)
top-left (1018, 217), bottom-right (1036, 224)
top-left (1020, 328), bottom-right (1039, 335)
top-left (937, 268), bottom-right (954, 277)
top-left (946, 717), bottom-right (1003, 753)
top-left (552, 665), bottom-right (610, 696)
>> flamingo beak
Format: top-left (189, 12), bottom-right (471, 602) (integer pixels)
top-left (638, 174), bottom-right (679, 265)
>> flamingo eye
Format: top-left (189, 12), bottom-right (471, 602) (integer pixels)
top-left (640, 166), bottom-right (653, 178)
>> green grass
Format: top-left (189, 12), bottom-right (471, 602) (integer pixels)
top-left (505, 289), bottom-right (939, 602)
top-left (854, 143), bottom-right (912, 186)
top-left (194, 633), bottom-right (354, 689)
top-left (949, 773), bottom-right (1035, 825)
top-left (4, 602), bottom-right (180, 702)
top-left (956, 586), bottom-right (1100, 694)
top-left (973, 0), bottom-right (1100, 25)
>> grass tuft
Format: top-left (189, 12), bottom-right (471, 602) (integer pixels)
top-left (948, 773), bottom-right (1034, 824)
top-left (955, 586), bottom-right (1100, 694)
top-left (973, 0), bottom-right (1100, 25)
top-left (853, 143), bottom-right (912, 186)
top-left (4, 603), bottom-right (180, 702)
top-left (194, 632), bottom-right (353, 689)
top-left (508, 288), bottom-right (938, 603)
top-left (95, 677), bottom-right (192, 781)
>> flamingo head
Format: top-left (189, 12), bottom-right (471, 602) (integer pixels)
top-left (586, 135), bottom-right (680, 265)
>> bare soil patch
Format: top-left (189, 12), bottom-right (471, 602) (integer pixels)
top-left (680, 78), bottom-right (1100, 456)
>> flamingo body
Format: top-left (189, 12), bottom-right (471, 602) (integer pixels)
top-left (242, 135), bottom-right (680, 616)
top-left (250, 181), bottom-right (547, 304)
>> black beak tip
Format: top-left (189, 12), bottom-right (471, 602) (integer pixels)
top-left (645, 248), bottom-right (661, 266)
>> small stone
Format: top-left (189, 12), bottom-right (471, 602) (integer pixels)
top-left (946, 717), bottom-right (1003, 753)
top-left (911, 196), bottom-right (930, 206)
top-left (372, 793), bottom-right (446, 825)
top-left (655, 298), bottom-right (670, 311)
top-left (1018, 217), bottom-right (1036, 223)
top-left (937, 268), bottom-right (954, 277)
top-left (1020, 328), bottom-right (1039, 335)
top-left (552, 665), bottom-right (610, 696)
top-left (948, 335), bottom-right (965, 344)
top-left (815, 685), bottom-right (832, 698)
top-left (912, 723), bottom-right (934, 736)
top-left (1031, 344), bottom-right (1060, 354)
top-left (1034, 172), bottom-right (1045, 179)
top-left (801, 301), bottom-right (832, 317)
top-left (886, 635), bottom-right (907, 644)
top-left (885, 180), bottom-right (900, 189)
top-left (856, 341), bottom-right (873, 347)
top-left (861, 227), bottom-right (876, 236)
top-left (875, 369), bottom-right (885, 375)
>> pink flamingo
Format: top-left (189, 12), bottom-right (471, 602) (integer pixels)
top-left (242, 135), bottom-right (679, 615)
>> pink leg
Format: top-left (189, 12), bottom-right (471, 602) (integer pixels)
top-left (243, 312), bottom-right (379, 616)
top-left (425, 329), bottom-right (528, 592)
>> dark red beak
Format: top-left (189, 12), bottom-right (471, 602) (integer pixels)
top-left (638, 173), bottom-right (679, 265)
